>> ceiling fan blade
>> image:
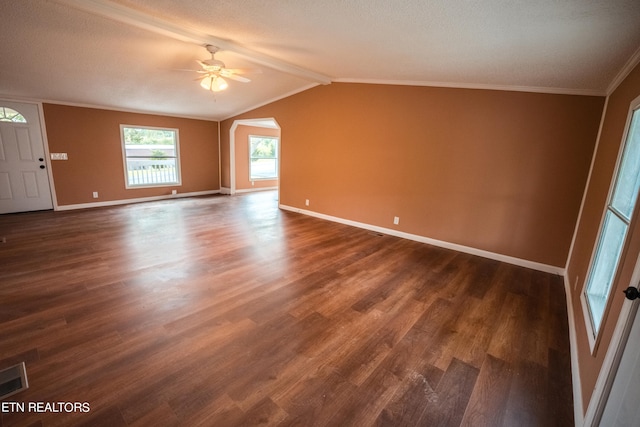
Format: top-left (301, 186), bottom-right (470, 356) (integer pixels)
top-left (224, 74), bottom-right (251, 83)
top-left (173, 68), bottom-right (207, 73)
top-left (224, 68), bottom-right (262, 75)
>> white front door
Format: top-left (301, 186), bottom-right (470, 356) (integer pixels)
top-left (599, 294), bottom-right (640, 426)
top-left (0, 100), bottom-right (53, 214)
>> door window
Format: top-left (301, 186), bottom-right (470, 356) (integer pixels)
top-left (0, 107), bottom-right (26, 123)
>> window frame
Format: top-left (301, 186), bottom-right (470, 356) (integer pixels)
top-left (248, 135), bottom-right (279, 181)
top-left (580, 94), bottom-right (640, 353)
top-left (120, 124), bottom-right (182, 189)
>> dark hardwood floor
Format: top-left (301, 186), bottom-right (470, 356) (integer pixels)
top-left (0, 191), bottom-right (573, 426)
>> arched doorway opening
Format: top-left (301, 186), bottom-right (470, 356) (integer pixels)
top-left (228, 118), bottom-right (281, 196)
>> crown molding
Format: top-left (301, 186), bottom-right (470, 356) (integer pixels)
top-left (333, 78), bottom-right (606, 97)
top-left (53, 0), bottom-right (332, 85)
top-left (606, 45), bottom-right (640, 96)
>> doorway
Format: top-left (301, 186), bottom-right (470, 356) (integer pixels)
top-left (229, 118), bottom-right (281, 195)
top-left (0, 100), bottom-right (53, 214)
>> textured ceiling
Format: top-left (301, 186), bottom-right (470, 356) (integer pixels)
top-left (1, 0), bottom-right (639, 120)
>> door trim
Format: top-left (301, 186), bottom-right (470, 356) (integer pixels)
top-left (229, 118), bottom-right (280, 196)
top-left (36, 101), bottom-right (58, 211)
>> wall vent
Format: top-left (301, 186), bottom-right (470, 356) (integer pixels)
top-left (0, 362), bottom-right (29, 400)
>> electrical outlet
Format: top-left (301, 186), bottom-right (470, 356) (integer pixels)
top-left (393, 216), bottom-right (400, 225)
top-left (305, 199), bottom-right (309, 206)
top-left (171, 190), bottom-right (177, 195)
top-left (92, 191), bottom-right (98, 199)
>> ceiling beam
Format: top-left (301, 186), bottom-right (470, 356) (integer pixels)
top-left (53, 0), bottom-right (333, 85)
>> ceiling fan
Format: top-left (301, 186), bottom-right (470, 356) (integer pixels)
top-left (193, 45), bottom-right (256, 92)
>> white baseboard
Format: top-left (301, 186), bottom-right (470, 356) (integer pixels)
top-left (220, 187), bottom-right (231, 195)
top-left (564, 274), bottom-right (584, 426)
top-left (279, 204), bottom-right (565, 275)
top-left (235, 186), bottom-right (278, 194)
top-left (56, 189), bottom-right (221, 211)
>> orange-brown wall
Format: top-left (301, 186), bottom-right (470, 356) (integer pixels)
top-left (222, 83), bottom-right (604, 267)
top-left (42, 104), bottom-right (219, 206)
top-left (234, 124), bottom-right (279, 190)
top-left (566, 61), bottom-right (640, 410)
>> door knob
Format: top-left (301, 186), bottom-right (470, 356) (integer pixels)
top-left (39, 158), bottom-right (44, 161)
top-left (39, 165), bottom-right (45, 169)
top-left (623, 287), bottom-right (639, 301)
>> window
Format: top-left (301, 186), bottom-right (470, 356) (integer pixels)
top-left (121, 125), bottom-right (180, 188)
top-left (249, 136), bottom-right (278, 180)
top-left (583, 101), bottom-right (640, 344)
top-left (0, 107), bottom-right (26, 123)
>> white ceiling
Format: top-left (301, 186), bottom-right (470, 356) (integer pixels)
top-left (2, 0), bottom-right (640, 121)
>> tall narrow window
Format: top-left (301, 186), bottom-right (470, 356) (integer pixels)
top-left (249, 136), bottom-right (278, 180)
top-left (121, 125), bottom-right (181, 188)
top-left (583, 102), bottom-right (640, 342)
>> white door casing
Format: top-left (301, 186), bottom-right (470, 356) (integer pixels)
top-left (0, 100), bottom-right (53, 214)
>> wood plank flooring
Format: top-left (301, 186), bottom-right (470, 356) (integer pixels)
top-left (0, 191), bottom-right (573, 426)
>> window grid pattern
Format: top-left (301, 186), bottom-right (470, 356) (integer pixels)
top-left (0, 107), bottom-right (27, 123)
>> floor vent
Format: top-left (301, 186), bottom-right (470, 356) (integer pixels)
top-left (0, 362), bottom-right (29, 400)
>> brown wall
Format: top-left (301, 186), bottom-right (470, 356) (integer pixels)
top-left (234, 124), bottom-right (279, 190)
top-left (42, 104), bottom-right (219, 206)
top-left (222, 83), bottom-right (604, 267)
top-left (566, 61), bottom-right (640, 410)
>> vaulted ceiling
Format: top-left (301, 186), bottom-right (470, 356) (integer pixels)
top-left (2, 0), bottom-right (640, 121)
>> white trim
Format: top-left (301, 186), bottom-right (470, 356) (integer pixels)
top-left (235, 186), bottom-right (278, 194)
top-left (2, 95), bottom-right (219, 122)
top-left (563, 274), bottom-right (585, 427)
top-left (606, 45), bottom-right (640, 96)
top-left (279, 204), bottom-right (564, 275)
top-left (229, 118), bottom-right (280, 195)
top-left (580, 292), bottom-right (598, 352)
top-left (55, 189), bottom-right (220, 211)
top-left (220, 187), bottom-right (231, 195)
top-left (53, 0), bottom-right (332, 85)
top-left (217, 121), bottom-right (221, 189)
top-left (566, 96), bottom-right (610, 283)
top-left (229, 123), bottom-right (236, 194)
top-left (333, 78), bottom-right (606, 97)
top-left (35, 101), bottom-right (59, 211)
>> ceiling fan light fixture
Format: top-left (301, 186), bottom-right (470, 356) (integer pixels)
top-left (200, 75), bottom-right (228, 92)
